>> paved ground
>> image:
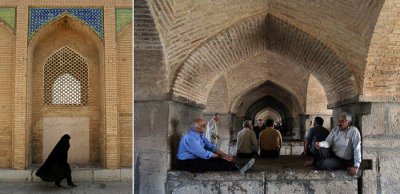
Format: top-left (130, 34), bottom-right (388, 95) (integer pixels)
top-left (0, 182), bottom-right (132, 194)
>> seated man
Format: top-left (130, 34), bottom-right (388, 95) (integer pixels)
top-left (314, 112), bottom-right (361, 176)
top-left (177, 118), bottom-right (255, 174)
top-left (259, 119), bottom-right (282, 158)
top-left (236, 120), bottom-right (259, 158)
top-left (303, 117), bottom-right (330, 157)
top-left (253, 119), bottom-right (266, 141)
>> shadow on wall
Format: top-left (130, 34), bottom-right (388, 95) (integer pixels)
top-left (170, 119), bottom-right (181, 170)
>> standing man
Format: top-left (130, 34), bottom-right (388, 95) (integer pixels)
top-left (206, 113), bottom-right (221, 146)
top-left (259, 119), bottom-right (282, 158)
top-left (236, 120), bottom-right (259, 158)
top-left (177, 119), bottom-right (255, 174)
top-left (303, 117), bottom-right (330, 156)
top-left (253, 119), bottom-right (266, 141)
top-left (314, 112), bottom-right (361, 176)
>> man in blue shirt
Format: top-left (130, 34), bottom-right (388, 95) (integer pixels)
top-left (177, 118), bottom-right (255, 173)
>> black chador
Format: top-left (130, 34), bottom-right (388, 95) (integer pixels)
top-left (35, 134), bottom-right (77, 187)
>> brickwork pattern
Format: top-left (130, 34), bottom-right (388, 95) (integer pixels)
top-left (172, 14), bottom-right (358, 107)
top-left (305, 74), bottom-right (332, 115)
top-left (364, 0), bottom-right (400, 98)
top-left (145, 0), bottom-right (383, 103)
top-left (204, 76), bottom-right (229, 114)
top-left (0, 24), bottom-right (14, 168)
top-left (117, 23), bottom-right (132, 167)
top-left (30, 16), bottom-right (102, 164)
top-left (13, 4), bottom-right (28, 170)
top-left (225, 51), bottom-right (309, 113)
top-left (103, 6), bottom-right (119, 169)
top-left (134, 0), bottom-right (162, 50)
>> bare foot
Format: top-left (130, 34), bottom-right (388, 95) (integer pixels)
top-left (304, 160), bottom-right (313, 166)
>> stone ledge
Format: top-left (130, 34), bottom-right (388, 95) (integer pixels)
top-left (167, 170), bottom-right (359, 194)
top-left (0, 168), bottom-right (132, 183)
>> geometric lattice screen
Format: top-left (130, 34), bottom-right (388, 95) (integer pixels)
top-left (44, 47), bottom-right (88, 105)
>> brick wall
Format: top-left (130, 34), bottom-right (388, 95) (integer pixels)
top-left (29, 16), bottom-right (102, 164)
top-left (306, 74), bottom-right (332, 115)
top-left (364, 0), bottom-right (400, 99)
top-left (117, 23), bottom-right (132, 167)
top-left (0, 24), bottom-right (14, 168)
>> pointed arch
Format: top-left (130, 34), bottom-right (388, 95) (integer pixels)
top-left (28, 14), bottom-right (104, 165)
top-left (172, 13), bottom-right (359, 107)
top-left (0, 22), bottom-right (15, 168)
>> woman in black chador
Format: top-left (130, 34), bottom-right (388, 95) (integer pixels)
top-left (35, 134), bottom-right (77, 187)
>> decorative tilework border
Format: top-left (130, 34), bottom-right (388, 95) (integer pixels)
top-left (29, 8), bottom-right (103, 41)
top-left (0, 7), bottom-right (16, 31)
top-left (116, 8), bottom-right (132, 36)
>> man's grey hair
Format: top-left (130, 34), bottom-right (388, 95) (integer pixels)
top-left (339, 112), bottom-right (352, 123)
top-left (243, 120), bottom-right (252, 128)
top-left (191, 119), bottom-right (202, 128)
top-left (191, 122), bottom-right (199, 128)
top-left (213, 113), bottom-right (220, 118)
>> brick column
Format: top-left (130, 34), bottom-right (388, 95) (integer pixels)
top-left (13, 4), bottom-right (28, 169)
top-left (103, 5), bottom-right (119, 169)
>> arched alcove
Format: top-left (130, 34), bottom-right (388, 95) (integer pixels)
top-left (0, 23), bottom-right (15, 168)
top-left (28, 15), bottom-right (104, 165)
top-left (255, 108), bottom-right (282, 123)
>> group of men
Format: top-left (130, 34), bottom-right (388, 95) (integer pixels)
top-left (176, 112), bottom-right (361, 176)
top-left (236, 119), bottom-right (282, 158)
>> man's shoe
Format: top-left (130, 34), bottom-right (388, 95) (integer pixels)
top-left (238, 158), bottom-right (255, 174)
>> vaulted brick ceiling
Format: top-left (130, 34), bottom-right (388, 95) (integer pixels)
top-left (143, 0), bottom-right (384, 106)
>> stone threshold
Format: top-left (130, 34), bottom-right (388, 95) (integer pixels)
top-left (0, 166), bottom-right (132, 183)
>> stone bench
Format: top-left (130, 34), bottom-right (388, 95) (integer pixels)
top-left (167, 156), bottom-right (362, 193)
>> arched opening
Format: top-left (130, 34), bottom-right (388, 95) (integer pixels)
top-left (255, 108), bottom-right (282, 124)
top-left (0, 23), bottom-right (15, 168)
top-left (28, 15), bottom-right (104, 165)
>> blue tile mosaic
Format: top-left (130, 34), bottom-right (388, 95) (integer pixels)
top-left (29, 8), bottom-right (103, 40)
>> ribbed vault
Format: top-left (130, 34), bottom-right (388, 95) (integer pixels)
top-left (173, 14), bottom-right (358, 107)
top-left (146, 0), bottom-right (384, 99)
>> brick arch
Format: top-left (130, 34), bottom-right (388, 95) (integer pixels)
top-left (29, 14), bottom-right (103, 48)
top-left (0, 19), bottom-right (14, 34)
top-left (363, 0), bottom-right (400, 100)
top-left (256, 108), bottom-right (282, 123)
top-left (0, 23), bottom-right (15, 168)
top-left (172, 13), bottom-right (358, 107)
top-left (245, 95), bottom-right (291, 130)
top-left (224, 51), bottom-right (310, 113)
top-left (232, 81), bottom-right (303, 118)
top-left (28, 14), bottom-right (104, 165)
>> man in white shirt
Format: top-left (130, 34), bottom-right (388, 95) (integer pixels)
top-left (206, 113), bottom-right (221, 145)
top-left (315, 112), bottom-right (361, 176)
top-left (236, 120), bottom-right (259, 158)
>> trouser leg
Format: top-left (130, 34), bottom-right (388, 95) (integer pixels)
top-left (314, 148), bottom-right (348, 170)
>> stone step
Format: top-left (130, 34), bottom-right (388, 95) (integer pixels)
top-left (0, 167), bottom-right (132, 183)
